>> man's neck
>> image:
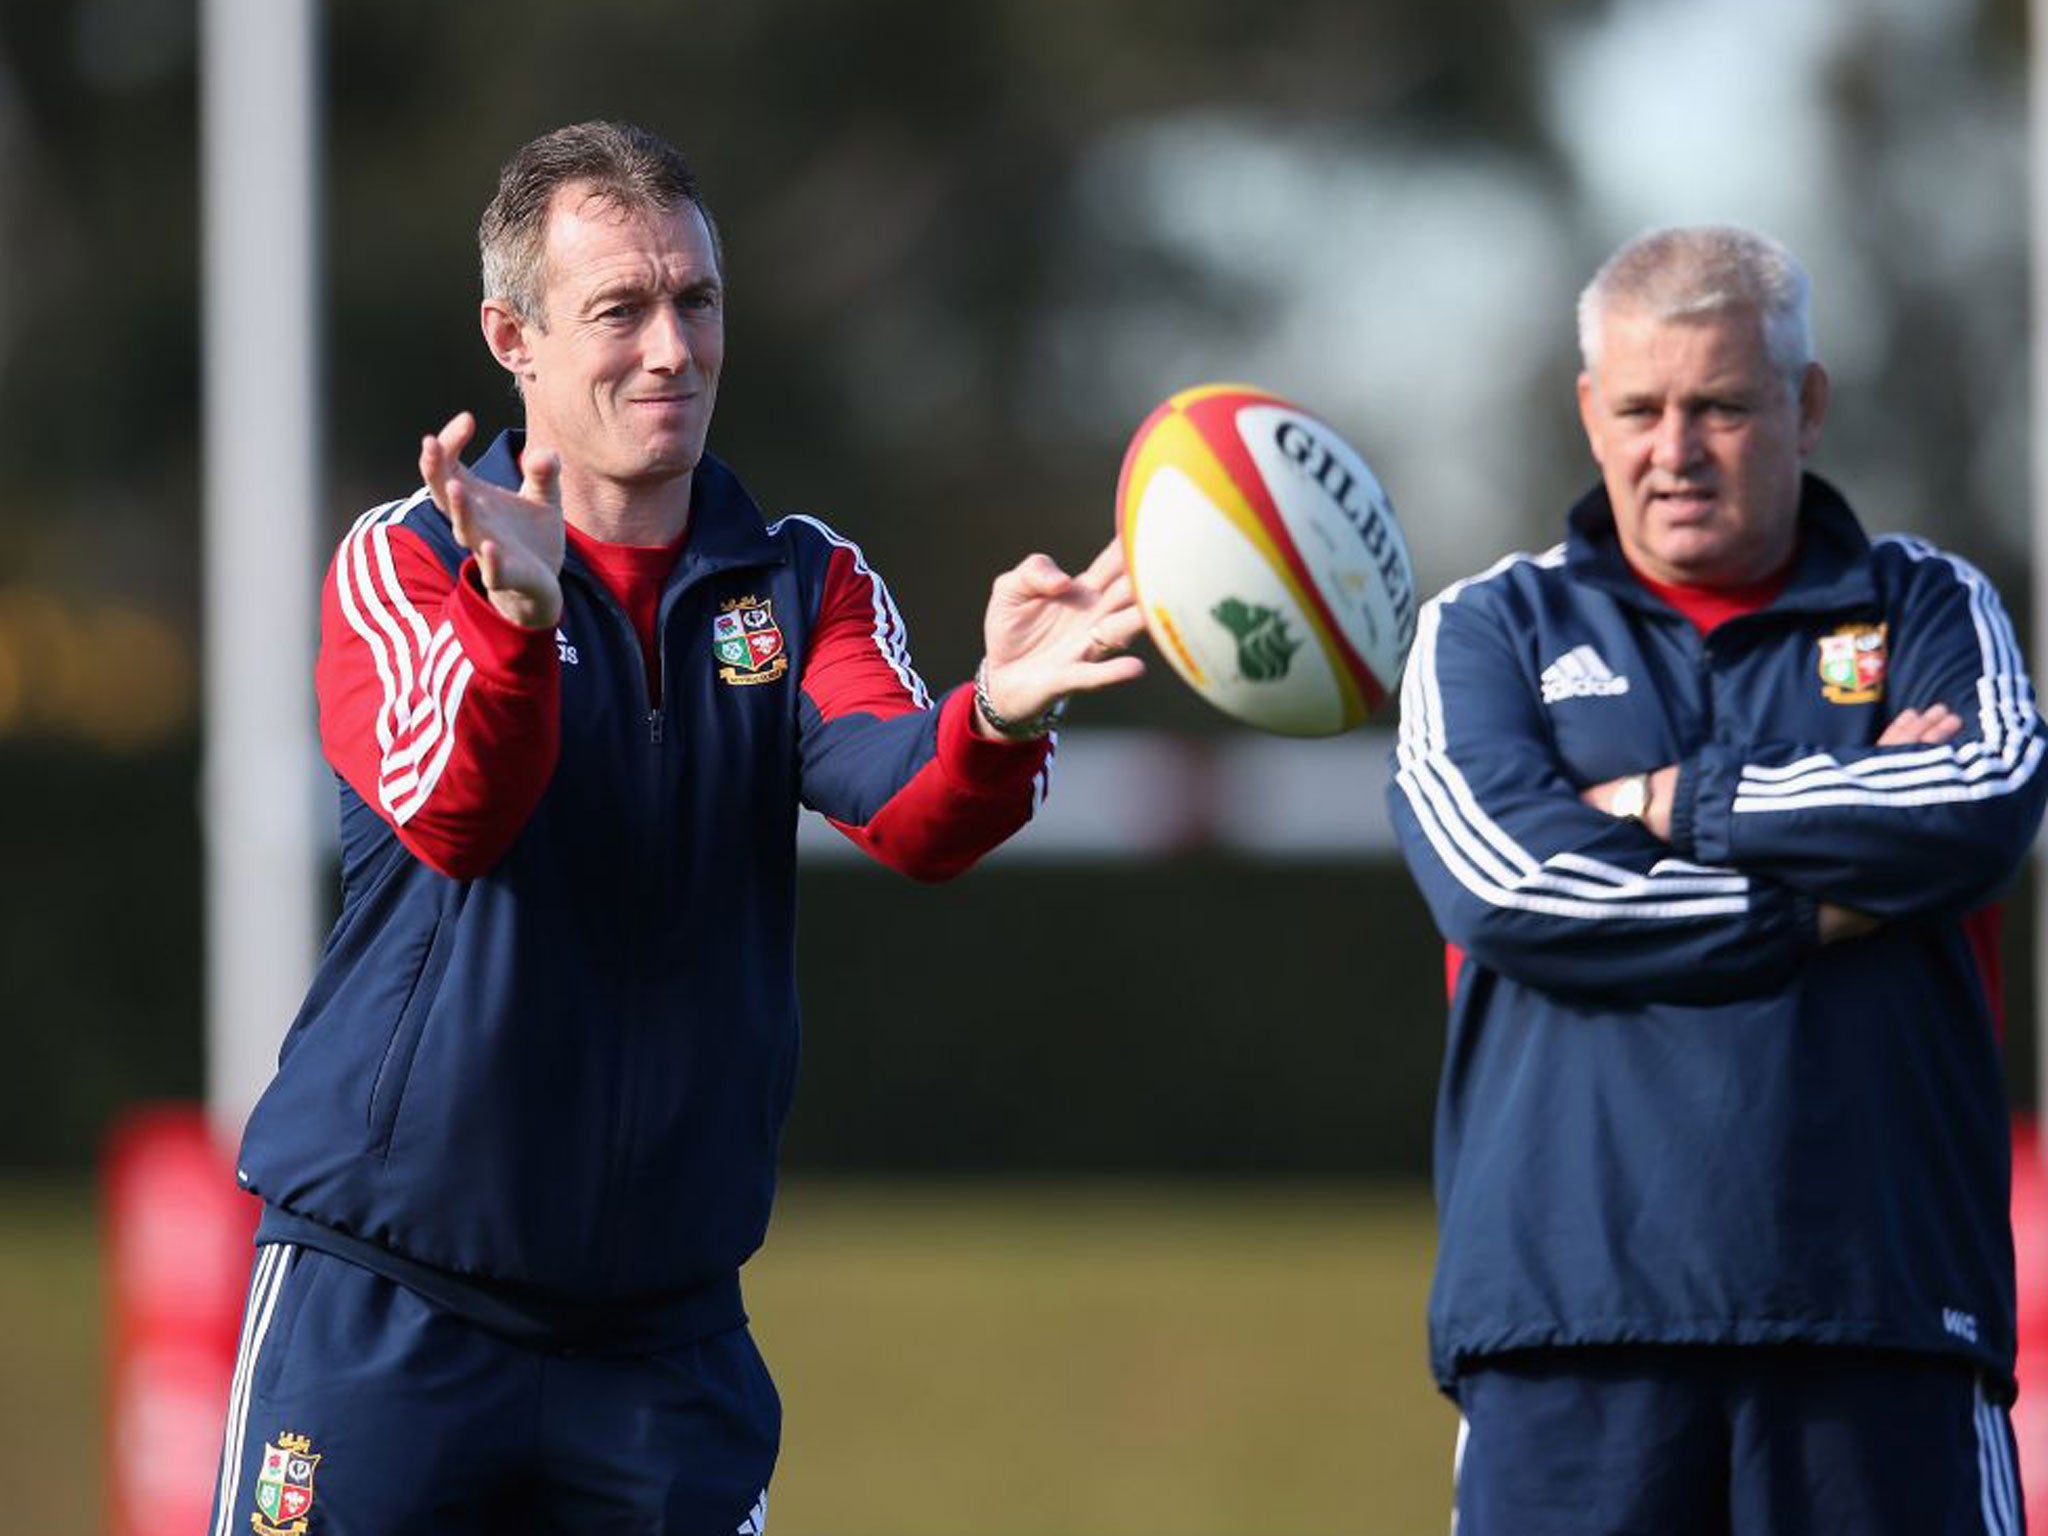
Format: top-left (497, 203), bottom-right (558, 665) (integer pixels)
top-left (1628, 558), bottom-right (1794, 636)
top-left (555, 463), bottom-right (694, 548)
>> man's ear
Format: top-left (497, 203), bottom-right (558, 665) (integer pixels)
top-left (1575, 370), bottom-right (1603, 463)
top-left (481, 299), bottom-right (534, 383)
top-left (1796, 362), bottom-right (1830, 457)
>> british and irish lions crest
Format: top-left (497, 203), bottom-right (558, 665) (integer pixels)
top-left (250, 1432), bottom-right (320, 1536)
top-left (1818, 621), bottom-right (1887, 705)
top-left (713, 595), bottom-right (789, 686)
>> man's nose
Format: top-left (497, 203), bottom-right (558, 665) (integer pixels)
top-left (643, 304), bottom-right (690, 372)
top-left (1651, 407), bottom-right (1700, 471)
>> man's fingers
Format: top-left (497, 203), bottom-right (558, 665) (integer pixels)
top-left (1918, 707), bottom-right (1963, 743)
top-left (999, 553), bottom-right (1074, 602)
top-left (445, 477), bottom-right (476, 548)
top-left (1077, 536), bottom-right (1128, 591)
top-left (475, 538), bottom-right (502, 592)
top-left (1877, 704), bottom-right (1963, 747)
top-left (1819, 901), bottom-right (1881, 944)
top-left (1063, 652), bottom-right (1147, 693)
top-left (438, 411), bottom-right (476, 458)
top-left (420, 412), bottom-right (478, 510)
top-left (420, 436), bottom-right (449, 506)
top-left (521, 447), bottom-right (563, 507)
top-left (1094, 570), bottom-right (1135, 610)
top-left (996, 544), bottom-right (1136, 612)
top-left (426, 412), bottom-right (476, 479)
top-left (1087, 607), bottom-right (1148, 656)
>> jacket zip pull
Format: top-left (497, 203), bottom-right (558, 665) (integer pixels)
top-left (649, 709), bottom-right (663, 745)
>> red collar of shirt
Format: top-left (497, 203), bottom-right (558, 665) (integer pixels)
top-left (565, 524), bottom-right (689, 697)
top-left (1627, 557), bottom-right (1793, 635)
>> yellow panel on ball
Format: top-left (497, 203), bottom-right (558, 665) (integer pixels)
top-left (1115, 383), bottom-right (1415, 737)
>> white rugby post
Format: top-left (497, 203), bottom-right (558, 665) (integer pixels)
top-left (2034, 0), bottom-right (2048, 1136)
top-left (200, 0), bottom-right (323, 1144)
top-left (2024, 16), bottom-right (2048, 1503)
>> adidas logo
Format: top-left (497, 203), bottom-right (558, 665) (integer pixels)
top-left (737, 1489), bottom-right (768, 1535)
top-left (1540, 644), bottom-right (1630, 704)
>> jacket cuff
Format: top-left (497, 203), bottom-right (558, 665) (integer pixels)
top-left (933, 683), bottom-right (1052, 791)
top-left (1666, 756), bottom-right (1701, 857)
top-left (1788, 889), bottom-right (1823, 952)
top-left (452, 558), bottom-right (559, 685)
top-left (1674, 745), bottom-right (1738, 864)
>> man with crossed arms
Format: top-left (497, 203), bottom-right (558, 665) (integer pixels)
top-left (1392, 225), bottom-right (2045, 1534)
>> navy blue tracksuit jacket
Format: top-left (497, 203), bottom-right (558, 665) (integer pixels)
top-left (235, 432), bottom-right (1052, 1342)
top-left (1390, 476), bottom-right (2047, 1395)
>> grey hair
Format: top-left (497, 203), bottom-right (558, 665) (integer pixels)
top-left (1577, 225), bottom-right (1814, 384)
top-left (479, 120), bottom-right (721, 326)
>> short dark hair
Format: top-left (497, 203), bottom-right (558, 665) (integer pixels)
top-left (478, 120), bottom-right (721, 324)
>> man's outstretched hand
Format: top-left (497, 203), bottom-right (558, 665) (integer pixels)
top-left (974, 536), bottom-right (1148, 738)
top-left (421, 412), bottom-right (566, 631)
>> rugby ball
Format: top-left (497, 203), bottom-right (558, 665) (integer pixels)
top-left (1115, 383), bottom-right (1416, 736)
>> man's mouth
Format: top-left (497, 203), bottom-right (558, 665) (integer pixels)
top-left (1650, 486), bottom-right (1716, 516)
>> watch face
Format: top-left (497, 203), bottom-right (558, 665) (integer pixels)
top-left (1610, 775), bottom-right (1648, 819)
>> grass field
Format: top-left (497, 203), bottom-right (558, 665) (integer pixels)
top-left (0, 1177), bottom-right (1452, 1536)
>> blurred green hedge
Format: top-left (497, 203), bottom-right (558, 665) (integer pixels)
top-left (10, 741), bottom-right (2034, 1177)
top-left (0, 741), bottom-right (1450, 1175)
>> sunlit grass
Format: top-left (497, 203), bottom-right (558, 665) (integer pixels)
top-left (0, 1177), bottom-right (1452, 1536)
top-left (0, 1179), bottom-right (102, 1536)
top-left (750, 1181), bottom-right (1451, 1536)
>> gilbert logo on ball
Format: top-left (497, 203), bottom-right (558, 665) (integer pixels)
top-left (1116, 382), bottom-right (1416, 736)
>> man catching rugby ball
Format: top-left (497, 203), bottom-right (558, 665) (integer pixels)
top-left (206, 118), bottom-right (1144, 1535)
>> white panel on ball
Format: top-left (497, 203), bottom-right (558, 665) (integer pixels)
top-left (1125, 463), bottom-right (1348, 737)
top-left (1238, 404), bottom-right (1414, 690)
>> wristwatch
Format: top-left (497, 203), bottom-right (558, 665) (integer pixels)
top-left (1607, 771), bottom-right (1651, 822)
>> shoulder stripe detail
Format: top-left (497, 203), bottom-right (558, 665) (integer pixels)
top-left (771, 513), bottom-right (931, 707)
top-left (332, 494), bottom-right (477, 825)
top-left (1394, 545), bottom-right (1756, 921)
top-left (1731, 538), bottom-right (2043, 815)
top-left (211, 1243), bottom-right (296, 1536)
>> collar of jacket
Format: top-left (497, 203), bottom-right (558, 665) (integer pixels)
top-left (1563, 471), bottom-right (1879, 621)
top-left (474, 429), bottom-right (789, 590)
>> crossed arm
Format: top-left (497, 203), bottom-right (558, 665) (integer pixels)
top-left (1577, 703), bottom-right (1966, 945)
top-left (1390, 554), bottom-right (2046, 1004)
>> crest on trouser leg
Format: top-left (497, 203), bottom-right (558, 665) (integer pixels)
top-left (250, 1431), bottom-right (320, 1536)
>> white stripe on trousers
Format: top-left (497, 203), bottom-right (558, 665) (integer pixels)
top-left (211, 1243), bottom-right (297, 1536)
top-left (1449, 1415), bottom-right (1468, 1536)
top-left (1447, 1386), bottom-right (2024, 1534)
top-left (1976, 1378), bottom-right (2024, 1535)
